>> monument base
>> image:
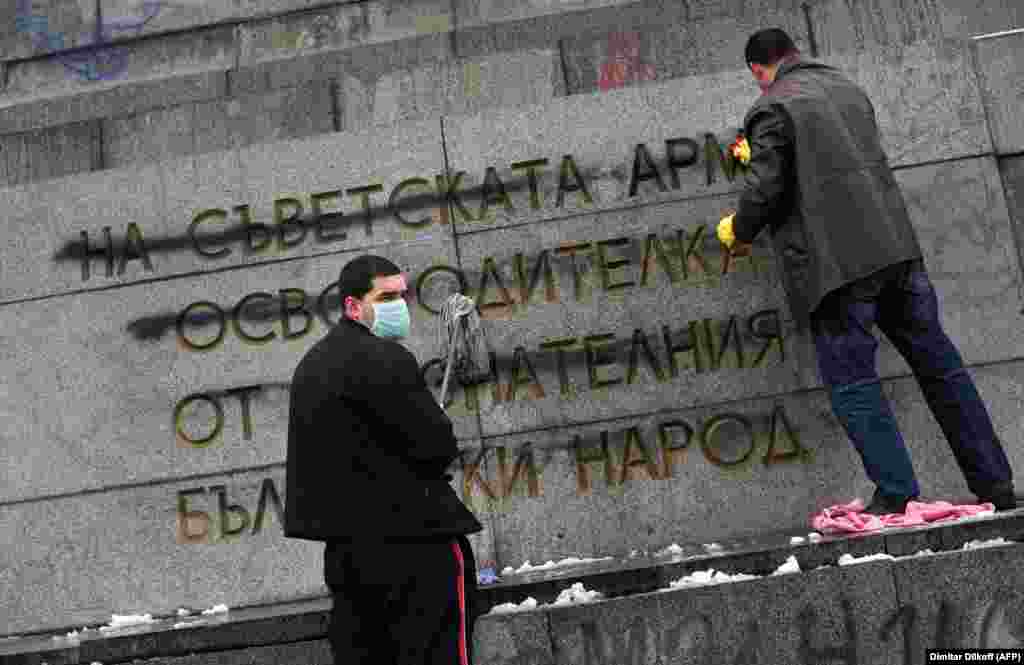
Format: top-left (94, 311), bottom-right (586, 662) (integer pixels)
top-left (2, 510), bottom-right (1022, 665)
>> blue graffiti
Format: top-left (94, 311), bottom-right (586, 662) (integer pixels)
top-left (15, 0), bottom-right (164, 81)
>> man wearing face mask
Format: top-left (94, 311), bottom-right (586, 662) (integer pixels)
top-left (285, 254), bottom-right (484, 665)
top-left (716, 29), bottom-right (1017, 515)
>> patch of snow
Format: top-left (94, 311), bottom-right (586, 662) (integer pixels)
top-left (912, 549), bottom-right (936, 557)
top-left (772, 556), bottom-right (801, 575)
top-left (201, 604), bottom-right (229, 615)
top-left (790, 536), bottom-right (805, 545)
top-left (838, 553), bottom-right (895, 566)
top-left (655, 543), bottom-right (685, 557)
top-left (488, 597), bottom-right (539, 614)
top-left (702, 543), bottom-right (723, 553)
top-left (667, 568), bottom-right (759, 589)
top-left (963, 537), bottom-right (1013, 550)
top-left (551, 582), bottom-right (603, 606)
top-left (500, 556), bottom-right (613, 576)
top-left (808, 532), bottom-right (823, 543)
top-left (98, 614), bottom-right (156, 633)
top-left (172, 621), bottom-right (206, 630)
top-left (176, 608), bottom-right (191, 617)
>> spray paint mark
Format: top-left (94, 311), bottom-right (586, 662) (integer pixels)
top-left (598, 31), bottom-right (656, 92)
top-left (15, 0), bottom-right (164, 81)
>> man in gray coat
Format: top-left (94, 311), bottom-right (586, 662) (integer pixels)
top-left (720, 28), bottom-right (1016, 514)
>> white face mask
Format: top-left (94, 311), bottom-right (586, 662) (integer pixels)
top-left (367, 299), bottom-right (411, 339)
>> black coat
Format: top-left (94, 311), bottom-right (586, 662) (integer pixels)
top-left (733, 54), bottom-right (923, 326)
top-left (284, 317), bottom-right (483, 543)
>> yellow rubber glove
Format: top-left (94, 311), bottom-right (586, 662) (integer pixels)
top-left (717, 213), bottom-right (736, 249)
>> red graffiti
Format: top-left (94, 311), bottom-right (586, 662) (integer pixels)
top-left (598, 32), bottom-right (656, 92)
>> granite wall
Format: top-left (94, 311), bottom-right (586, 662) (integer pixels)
top-left (0, 0), bottom-right (1022, 635)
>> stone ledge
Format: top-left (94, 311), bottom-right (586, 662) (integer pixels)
top-left (1, 509), bottom-right (1020, 665)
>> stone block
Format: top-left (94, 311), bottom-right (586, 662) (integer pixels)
top-left (102, 81), bottom-right (336, 169)
top-left (232, 1), bottom-right (454, 95)
top-left (336, 48), bottom-right (565, 134)
top-left (103, 103), bottom-right (201, 169)
top-left (938, 0), bottom-right (1024, 41)
top-left (0, 0), bottom-right (97, 61)
top-left (0, 115), bottom-right (453, 304)
top-left (451, 196), bottom-right (797, 438)
top-left (812, 39), bottom-right (992, 166)
top-left (238, 0), bottom-right (454, 66)
top-left (545, 562), bottom-right (901, 664)
top-left (890, 545), bottom-right (1024, 650)
top-left (460, 389), bottom-right (868, 571)
top-left (560, 4), bottom-right (809, 95)
top-left (788, 156), bottom-right (1023, 392)
top-left (130, 641), bottom-right (334, 665)
top-left (972, 31), bottom-right (1024, 156)
top-left (2, 24), bottom-right (236, 108)
top-left (0, 467), bottom-right (323, 636)
top-left (453, 0), bottom-right (638, 33)
top-left (0, 119), bottom-right (101, 188)
top-left (101, 0), bottom-right (352, 43)
top-left (1001, 155), bottom-right (1024, 276)
top-left (474, 611), bottom-right (555, 665)
top-left (810, 0), bottom-right (1024, 54)
top-left (0, 464), bottom-right (491, 636)
top-left (441, 73), bottom-right (761, 237)
top-left (0, 70), bottom-right (228, 136)
top-left (0, 238), bottom-right (480, 506)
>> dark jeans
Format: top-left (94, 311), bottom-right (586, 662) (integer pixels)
top-left (324, 535), bottom-right (479, 665)
top-left (811, 259), bottom-right (1013, 499)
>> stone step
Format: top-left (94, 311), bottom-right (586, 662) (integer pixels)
top-left (1, 510), bottom-right (1021, 665)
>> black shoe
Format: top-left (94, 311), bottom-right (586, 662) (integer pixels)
top-left (976, 482), bottom-right (1018, 511)
top-left (864, 489), bottom-right (918, 516)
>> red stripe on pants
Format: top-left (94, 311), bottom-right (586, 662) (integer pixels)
top-left (452, 542), bottom-right (469, 665)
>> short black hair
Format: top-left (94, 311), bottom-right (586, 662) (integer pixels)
top-left (745, 28), bottom-right (800, 67)
top-left (337, 254), bottom-right (402, 316)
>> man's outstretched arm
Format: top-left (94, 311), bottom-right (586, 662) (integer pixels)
top-left (732, 105), bottom-right (794, 245)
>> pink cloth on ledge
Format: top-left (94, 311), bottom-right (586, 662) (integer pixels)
top-left (811, 499), bottom-right (995, 535)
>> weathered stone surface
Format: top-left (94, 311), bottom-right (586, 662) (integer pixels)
top-left (453, 0), bottom-right (638, 32)
top-left (455, 0), bottom-right (809, 59)
top-left (337, 47), bottom-right (565, 134)
top-left (474, 611), bottom-right (555, 665)
top-left (891, 545), bottom-right (1024, 649)
top-left (788, 156), bottom-right (1023, 392)
top-left (129, 641), bottom-right (333, 665)
top-left (0, 70), bottom-right (228, 136)
top-left (463, 358), bottom-right (1024, 568)
top-left (814, 39), bottom-right (992, 166)
top-left (103, 81), bottom-right (335, 169)
top-left (102, 0), bottom-right (358, 44)
top-left (809, 0), bottom-right (1024, 54)
top-left (972, 32), bottom-right (1024, 156)
top-left (1001, 155), bottom-right (1024, 281)
top-left (0, 116), bottom-right (453, 304)
top-left (0, 241), bottom-right (480, 506)
top-left (442, 73), bottom-right (760, 236)
top-left (0, 461), bottom-right (488, 636)
top-left (452, 196), bottom-right (796, 438)
top-left (0, 119), bottom-right (101, 188)
top-left (232, 2), bottom-right (454, 96)
top-left (560, 6), bottom-right (809, 95)
top-left (545, 562), bottom-right (901, 664)
top-left (0, 0), bottom-right (97, 61)
top-left (1, 24), bottom-right (237, 110)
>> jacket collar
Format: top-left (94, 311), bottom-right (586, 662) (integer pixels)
top-left (774, 52), bottom-right (833, 80)
top-left (338, 315), bottom-right (373, 336)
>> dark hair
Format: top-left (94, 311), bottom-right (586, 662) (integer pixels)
top-left (745, 28), bottom-right (799, 67)
top-left (337, 254), bottom-right (402, 316)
